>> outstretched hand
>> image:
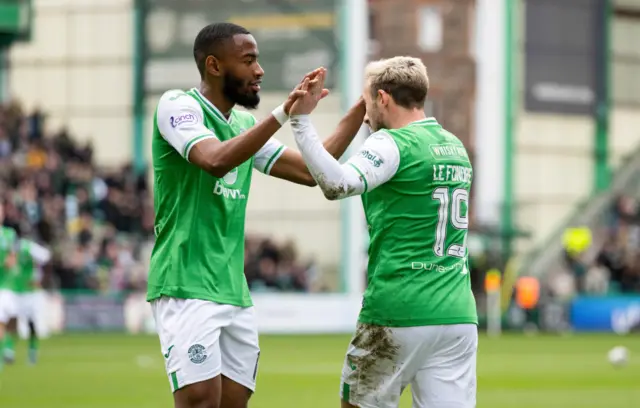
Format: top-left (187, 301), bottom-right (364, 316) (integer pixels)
top-left (283, 67), bottom-right (330, 115)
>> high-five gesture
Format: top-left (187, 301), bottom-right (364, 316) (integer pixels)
top-left (289, 67), bottom-right (330, 115)
top-left (282, 67), bottom-right (329, 115)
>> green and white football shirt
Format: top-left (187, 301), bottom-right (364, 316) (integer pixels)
top-left (147, 89), bottom-right (287, 307)
top-left (0, 226), bottom-right (17, 291)
top-left (12, 239), bottom-right (50, 293)
top-left (291, 116), bottom-right (477, 327)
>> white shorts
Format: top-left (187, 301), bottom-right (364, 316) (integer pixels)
top-left (151, 297), bottom-right (260, 394)
top-left (340, 323), bottom-right (477, 408)
top-left (16, 292), bottom-right (46, 339)
top-left (18, 291), bottom-right (43, 322)
top-left (0, 289), bottom-right (18, 324)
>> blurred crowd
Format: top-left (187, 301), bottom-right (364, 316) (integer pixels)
top-left (563, 195), bottom-right (640, 295)
top-left (0, 101), bottom-right (314, 293)
top-left (245, 235), bottom-right (317, 292)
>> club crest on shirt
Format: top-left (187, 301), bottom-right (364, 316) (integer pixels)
top-left (222, 168), bottom-right (238, 185)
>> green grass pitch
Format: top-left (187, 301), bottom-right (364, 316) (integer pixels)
top-left (0, 333), bottom-right (638, 407)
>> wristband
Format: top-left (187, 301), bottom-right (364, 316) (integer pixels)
top-left (271, 104), bottom-right (289, 126)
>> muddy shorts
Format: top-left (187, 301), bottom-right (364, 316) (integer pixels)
top-left (340, 323), bottom-right (477, 408)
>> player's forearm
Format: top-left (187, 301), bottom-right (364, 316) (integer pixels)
top-left (322, 98), bottom-right (366, 159)
top-left (268, 101), bottom-right (365, 187)
top-left (290, 115), bottom-right (363, 200)
top-left (191, 114), bottom-right (283, 177)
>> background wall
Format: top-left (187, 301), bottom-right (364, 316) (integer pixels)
top-left (513, 0), bottom-right (640, 250)
top-left (8, 0), bottom-right (133, 166)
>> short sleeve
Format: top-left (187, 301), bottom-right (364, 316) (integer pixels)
top-left (156, 90), bottom-right (218, 160)
top-left (254, 139), bottom-right (287, 175)
top-left (345, 131), bottom-right (401, 193)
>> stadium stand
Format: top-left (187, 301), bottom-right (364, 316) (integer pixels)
top-left (0, 102), bottom-right (315, 293)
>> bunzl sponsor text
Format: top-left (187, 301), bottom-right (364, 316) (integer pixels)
top-left (571, 296), bottom-right (640, 333)
top-left (170, 113), bottom-right (197, 128)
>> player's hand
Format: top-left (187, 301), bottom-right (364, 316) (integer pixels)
top-left (283, 68), bottom-right (330, 115)
top-left (307, 67), bottom-right (330, 101)
top-left (289, 69), bottom-right (330, 115)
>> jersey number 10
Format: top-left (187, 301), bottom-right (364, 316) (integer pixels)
top-left (432, 187), bottom-right (469, 258)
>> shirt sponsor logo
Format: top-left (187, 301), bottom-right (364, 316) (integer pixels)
top-left (213, 168), bottom-right (245, 199)
top-left (429, 143), bottom-right (470, 162)
top-left (410, 260), bottom-right (466, 273)
top-left (170, 113), bottom-right (197, 128)
top-left (360, 150), bottom-right (383, 167)
top-left (214, 181), bottom-right (246, 199)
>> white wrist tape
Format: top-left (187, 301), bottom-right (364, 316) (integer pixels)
top-left (271, 104), bottom-right (289, 126)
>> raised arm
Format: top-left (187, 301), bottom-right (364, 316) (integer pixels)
top-left (265, 98), bottom-right (366, 186)
top-left (289, 116), bottom-right (400, 200)
top-left (158, 73), bottom-right (319, 178)
top-left (187, 110), bottom-right (287, 178)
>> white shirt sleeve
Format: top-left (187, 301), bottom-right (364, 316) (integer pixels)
top-left (345, 131), bottom-right (400, 193)
top-left (290, 115), bottom-right (400, 200)
top-left (254, 138), bottom-right (287, 175)
top-left (28, 241), bottom-right (51, 265)
top-left (156, 90), bottom-right (218, 160)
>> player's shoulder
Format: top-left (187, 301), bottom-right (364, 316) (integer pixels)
top-left (156, 89), bottom-right (204, 128)
top-left (1, 226), bottom-right (18, 245)
top-left (369, 129), bottom-right (394, 142)
top-left (355, 130), bottom-right (400, 170)
top-left (364, 129), bottom-right (398, 151)
top-left (2, 226), bottom-right (17, 237)
top-left (157, 89), bottom-right (202, 111)
top-left (159, 88), bottom-right (193, 101)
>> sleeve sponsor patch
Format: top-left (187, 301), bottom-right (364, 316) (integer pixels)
top-left (170, 113), bottom-right (198, 128)
top-left (360, 149), bottom-right (383, 167)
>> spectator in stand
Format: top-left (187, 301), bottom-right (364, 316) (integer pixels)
top-left (245, 235), bottom-right (314, 292)
top-left (0, 100), bottom-right (315, 294)
top-left (562, 226), bottom-right (591, 293)
top-left (564, 194), bottom-right (640, 295)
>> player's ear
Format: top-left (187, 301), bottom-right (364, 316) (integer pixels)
top-left (378, 89), bottom-right (390, 107)
top-left (205, 55), bottom-right (222, 77)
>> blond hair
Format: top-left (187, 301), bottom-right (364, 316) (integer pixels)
top-left (364, 56), bottom-right (429, 108)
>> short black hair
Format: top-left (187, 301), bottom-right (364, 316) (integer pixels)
top-left (193, 23), bottom-right (251, 78)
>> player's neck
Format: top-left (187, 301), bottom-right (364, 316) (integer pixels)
top-left (387, 109), bottom-right (427, 129)
top-left (198, 82), bottom-right (234, 119)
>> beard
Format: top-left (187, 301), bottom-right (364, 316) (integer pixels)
top-left (368, 109), bottom-right (387, 131)
top-left (222, 72), bottom-right (260, 110)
